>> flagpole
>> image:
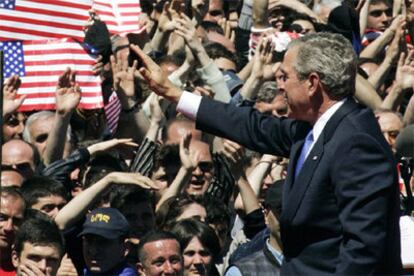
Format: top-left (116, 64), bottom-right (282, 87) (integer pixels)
top-left (0, 50), bottom-right (4, 182)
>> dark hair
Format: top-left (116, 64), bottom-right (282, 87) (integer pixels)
top-left (110, 184), bottom-right (152, 210)
top-left (204, 196), bottom-right (231, 229)
top-left (156, 52), bottom-right (185, 67)
top-left (14, 213), bottom-right (65, 258)
top-left (20, 176), bottom-right (69, 207)
top-left (156, 195), bottom-right (206, 230)
top-left (170, 218), bottom-right (221, 262)
top-left (0, 186), bottom-right (26, 212)
top-left (200, 21), bottom-right (224, 35)
top-left (137, 230), bottom-right (180, 262)
top-left (204, 42), bottom-right (237, 68)
top-left (152, 144), bottom-right (181, 173)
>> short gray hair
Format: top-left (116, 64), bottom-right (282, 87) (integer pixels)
top-left (23, 111), bottom-right (54, 143)
top-left (288, 32), bottom-right (357, 100)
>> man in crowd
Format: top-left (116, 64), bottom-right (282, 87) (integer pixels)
top-left (79, 207), bottom-right (137, 275)
top-left (137, 231), bottom-right (183, 276)
top-left (0, 187), bottom-right (26, 276)
top-left (132, 31), bottom-right (402, 274)
top-left (20, 176), bottom-right (69, 220)
top-left (12, 213), bottom-right (64, 276)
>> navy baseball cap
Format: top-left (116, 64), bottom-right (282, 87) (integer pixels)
top-left (79, 208), bottom-right (130, 239)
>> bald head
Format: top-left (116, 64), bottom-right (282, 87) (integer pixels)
top-left (2, 140), bottom-right (35, 178)
top-left (164, 119), bottom-right (203, 144)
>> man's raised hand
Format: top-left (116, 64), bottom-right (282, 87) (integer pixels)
top-left (129, 44), bottom-right (182, 102)
top-left (55, 68), bottom-right (81, 115)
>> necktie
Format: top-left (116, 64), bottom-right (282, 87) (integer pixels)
top-left (295, 130), bottom-right (314, 178)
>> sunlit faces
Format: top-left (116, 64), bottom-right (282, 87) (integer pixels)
top-left (12, 242), bottom-right (62, 276)
top-left (3, 112), bottom-right (26, 142)
top-left (138, 239), bottom-right (183, 276)
top-left (27, 115), bottom-right (54, 158)
top-left (182, 237), bottom-right (212, 276)
top-left (185, 141), bottom-right (213, 196)
top-left (367, 2), bottom-right (392, 31)
top-left (0, 194), bottom-right (25, 249)
top-left (376, 112), bottom-right (403, 152)
top-left (30, 195), bottom-right (67, 220)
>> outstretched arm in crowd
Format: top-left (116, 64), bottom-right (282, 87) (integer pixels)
top-left (43, 68), bottom-right (81, 166)
top-left (150, 0), bottom-right (180, 53)
top-left (368, 22), bottom-right (403, 90)
top-left (156, 132), bottom-right (199, 210)
top-left (359, 0), bottom-right (370, 37)
top-left (355, 74), bottom-right (382, 110)
top-left (234, 154), bottom-right (278, 212)
top-left (239, 36), bottom-right (278, 102)
top-left (55, 172), bottom-right (158, 230)
top-left (110, 54), bottom-right (150, 143)
top-left (381, 50), bottom-right (414, 110)
top-left (360, 15), bottom-right (405, 59)
top-left (175, 13), bottom-right (231, 102)
top-left (2, 75), bottom-right (26, 117)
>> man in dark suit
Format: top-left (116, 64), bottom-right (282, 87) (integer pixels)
top-left (131, 32), bottom-right (402, 274)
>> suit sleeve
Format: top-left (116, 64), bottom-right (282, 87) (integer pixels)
top-left (332, 133), bottom-right (398, 274)
top-left (196, 97), bottom-right (309, 157)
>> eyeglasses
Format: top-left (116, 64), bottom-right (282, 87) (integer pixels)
top-left (369, 8), bottom-right (392, 17)
top-left (1, 163), bottom-right (33, 175)
top-left (198, 162), bottom-right (214, 173)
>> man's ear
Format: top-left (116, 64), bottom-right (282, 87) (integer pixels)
top-left (136, 262), bottom-right (146, 275)
top-left (307, 72), bottom-right (320, 97)
top-left (11, 250), bottom-right (19, 268)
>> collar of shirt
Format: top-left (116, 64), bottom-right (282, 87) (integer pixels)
top-left (265, 238), bottom-right (284, 266)
top-left (312, 98), bottom-right (346, 146)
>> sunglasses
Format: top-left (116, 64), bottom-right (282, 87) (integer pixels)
top-left (198, 162), bottom-right (214, 173)
top-left (369, 9), bottom-right (392, 17)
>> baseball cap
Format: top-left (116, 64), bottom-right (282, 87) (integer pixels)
top-left (78, 207), bottom-right (130, 239)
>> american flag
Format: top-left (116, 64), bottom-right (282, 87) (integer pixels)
top-left (92, 0), bottom-right (145, 36)
top-left (0, 38), bottom-right (103, 111)
top-left (0, 0), bottom-right (91, 41)
top-left (0, 0), bottom-right (144, 41)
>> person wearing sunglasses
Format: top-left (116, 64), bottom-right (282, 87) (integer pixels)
top-left (1, 139), bottom-right (37, 179)
top-left (367, 0), bottom-right (392, 32)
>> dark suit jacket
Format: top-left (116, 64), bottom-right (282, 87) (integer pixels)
top-left (196, 97), bottom-right (402, 275)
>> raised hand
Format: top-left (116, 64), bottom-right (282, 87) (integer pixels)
top-left (179, 132), bottom-right (200, 171)
top-left (106, 172), bottom-right (160, 190)
top-left (157, 0), bottom-right (181, 33)
top-left (55, 68), bottom-right (81, 115)
top-left (221, 138), bottom-right (245, 179)
top-left (396, 50), bottom-right (414, 90)
top-left (130, 44), bottom-right (182, 102)
top-left (174, 13), bottom-right (202, 52)
top-left (252, 36), bottom-right (275, 80)
top-left (149, 94), bottom-right (166, 125)
top-left (87, 138), bottom-right (138, 156)
top-left (110, 55), bottom-right (137, 98)
top-left (2, 75), bottom-right (26, 116)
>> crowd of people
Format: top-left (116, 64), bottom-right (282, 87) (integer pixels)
top-left (1, 0), bottom-right (414, 275)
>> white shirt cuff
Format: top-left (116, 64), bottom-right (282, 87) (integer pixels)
top-left (176, 91), bottom-right (202, 120)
